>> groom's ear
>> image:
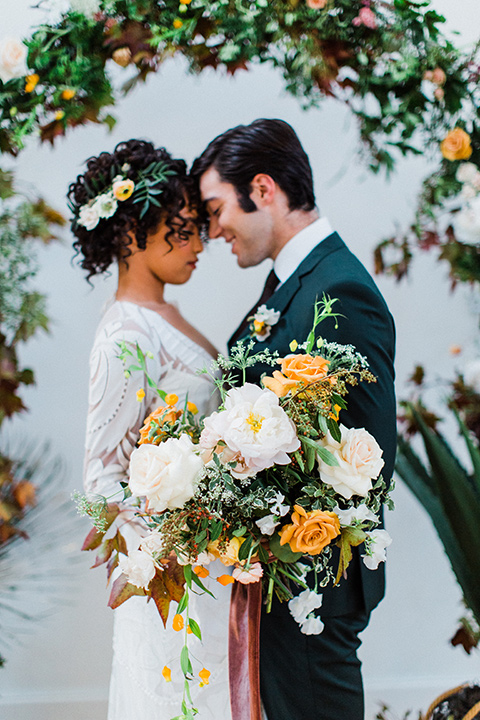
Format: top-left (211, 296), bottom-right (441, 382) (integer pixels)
top-left (249, 174), bottom-right (276, 206)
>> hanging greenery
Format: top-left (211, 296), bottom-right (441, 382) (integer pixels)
top-left (0, 0), bottom-right (478, 173)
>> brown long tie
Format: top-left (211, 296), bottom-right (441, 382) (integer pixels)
top-left (230, 269), bottom-right (280, 347)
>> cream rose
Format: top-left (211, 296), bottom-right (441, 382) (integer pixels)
top-left (129, 434), bottom-right (203, 512)
top-left (0, 38), bottom-right (28, 83)
top-left (317, 425), bottom-right (384, 500)
top-left (199, 384), bottom-right (300, 478)
top-left (119, 550), bottom-right (156, 589)
top-left (78, 203), bottom-right (100, 230)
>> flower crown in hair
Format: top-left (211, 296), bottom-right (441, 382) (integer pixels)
top-left (70, 160), bottom-right (175, 231)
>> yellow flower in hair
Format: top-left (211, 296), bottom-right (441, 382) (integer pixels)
top-left (112, 178), bottom-right (135, 201)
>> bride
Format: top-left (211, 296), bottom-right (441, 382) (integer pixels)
top-left (68, 139), bottom-right (232, 719)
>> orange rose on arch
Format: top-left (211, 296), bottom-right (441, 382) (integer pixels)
top-left (279, 505), bottom-right (340, 555)
top-left (440, 128), bottom-right (472, 161)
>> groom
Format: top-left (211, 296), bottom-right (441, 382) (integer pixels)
top-left (192, 119), bottom-right (396, 720)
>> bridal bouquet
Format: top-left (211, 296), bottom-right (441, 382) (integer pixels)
top-left (77, 296), bottom-right (393, 719)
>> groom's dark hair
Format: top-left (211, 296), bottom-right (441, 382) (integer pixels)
top-left (191, 118), bottom-right (316, 213)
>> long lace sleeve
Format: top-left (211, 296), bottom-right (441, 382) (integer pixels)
top-left (83, 307), bottom-right (165, 502)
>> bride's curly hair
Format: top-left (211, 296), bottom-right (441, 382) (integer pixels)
top-left (68, 139), bottom-right (201, 279)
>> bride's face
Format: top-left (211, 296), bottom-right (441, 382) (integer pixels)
top-left (139, 209), bottom-right (203, 286)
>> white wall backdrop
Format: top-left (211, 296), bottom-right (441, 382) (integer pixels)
top-left (1, 1), bottom-right (480, 718)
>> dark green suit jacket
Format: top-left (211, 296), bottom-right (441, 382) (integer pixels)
top-left (228, 232), bottom-right (396, 616)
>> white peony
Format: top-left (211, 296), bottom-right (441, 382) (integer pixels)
top-left (288, 588), bottom-right (323, 626)
top-left (362, 529), bottom-right (392, 570)
top-left (0, 38), bottom-right (28, 84)
top-left (317, 425), bottom-right (384, 500)
top-left (119, 550), bottom-right (156, 589)
top-left (255, 514), bottom-right (280, 536)
top-left (78, 202), bottom-right (100, 231)
top-left (332, 503), bottom-right (379, 527)
top-left (129, 434), bottom-right (203, 512)
top-left (199, 384), bottom-right (300, 478)
top-left (300, 616), bottom-right (324, 635)
top-left (464, 359), bottom-right (480, 393)
top-left (456, 162), bottom-right (479, 184)
top-left (452, 195), bottom-right (480, 245)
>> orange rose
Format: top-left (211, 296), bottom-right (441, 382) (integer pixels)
top-left (262, 370), bottom-right (298, 397)
top-left (279, 505), bottom-right (340, 555)
top-left (440, 128), bottom-right (472, 161)
top-left (307, 0), bottom-right (328, 8)
top-left (138, 406), bottom-right (182, 444)
top-left (281, 354), bottom-right (331, 385)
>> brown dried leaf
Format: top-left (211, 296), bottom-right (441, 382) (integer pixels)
top-left (108, 574), bottom-right (146, 609)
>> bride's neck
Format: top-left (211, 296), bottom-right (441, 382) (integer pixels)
top-left (116, 262), bottom-right (166, 308)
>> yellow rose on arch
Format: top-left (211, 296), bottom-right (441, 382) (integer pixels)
top-left (440, 128), bottom-right (472, 161)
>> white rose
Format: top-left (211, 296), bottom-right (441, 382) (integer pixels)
top-left (95, 191), bottom-right (117, 220)
top-left (255, 514), bottom-right (280, 536)
top-left (300, 616), bottom-right (324, 635)
top-left (140, 530), bottom-right (165, 557)
top-left (129, 434), bottom-right (203, 512)
top-left (456, 162), bottom-right (479, 184)
top-left (332, 503), bottom-right (379, 527)
top-left (0, 38), bottom-right (28, 83)
top-left (452, 195), bottom-right (480, 245)
top-left (464, 359), bottom-right (480, 393)
top-left (317, 425), bottom-right (384, 500)
top-left (69, 0), bottom-right (101, 17)
top-left (119, 550), bottom-right (156, 589)
top-left (78, 203), bottom-right (100, 231)
top-left (362, 529), bottom-right (392, 570)
top-left (200, 384), bottom-right (300, 478)
top-left (288, 588), bottom-right (323, 625)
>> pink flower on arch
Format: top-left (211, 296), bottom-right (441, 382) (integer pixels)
top-left (353, 7), bottom-right (377, 29)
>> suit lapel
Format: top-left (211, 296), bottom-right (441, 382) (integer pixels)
top-left (261, 232), bottom-right (345, 316)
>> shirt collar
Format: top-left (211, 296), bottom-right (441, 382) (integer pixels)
top-left (273, 216), bottom-right (334, 285)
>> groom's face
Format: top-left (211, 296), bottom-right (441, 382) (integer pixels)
top-left (199, 167), bottom-right (274, 268)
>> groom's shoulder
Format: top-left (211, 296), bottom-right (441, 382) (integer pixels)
top-left (301, 232), bottom-right (375, 285)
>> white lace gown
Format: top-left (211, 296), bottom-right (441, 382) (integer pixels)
top-left (84, 300), bottom-right (232, 720)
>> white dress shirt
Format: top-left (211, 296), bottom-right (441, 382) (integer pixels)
top-left (274, 216), bottom-right (334, 286)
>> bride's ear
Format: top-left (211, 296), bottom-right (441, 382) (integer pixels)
top-left (249, 174), bottom-right (276, 206)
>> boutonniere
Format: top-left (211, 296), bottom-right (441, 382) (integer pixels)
top-left (248, 304), bottom-right (281, 341)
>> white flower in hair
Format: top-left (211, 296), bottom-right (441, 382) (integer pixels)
top-left (78, 203), bottom-right (101, 231)
top-left (95, 191), bottom-right (118, 220)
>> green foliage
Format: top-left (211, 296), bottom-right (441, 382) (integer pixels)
top-left (0, 0), bottom-right (476, 171)
top-left (396, 384), bottom-right (480, 633)
top-left (0, 168), bottom-right (65, 426)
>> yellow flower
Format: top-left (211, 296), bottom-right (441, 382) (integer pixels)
top-left (173, 18), bottom-right (183, 28)
top-left (216, 574), bottom-right (235, 586)
top-left (25, 73), bottom-right (39, 93)
top-left (193, 565), bottom-right (209, 578)
top-left (289, 339), bottom-right (298, 352)
top-left (61, 88), bottom-right (76, 100)
top-left (180, 0), bottom-right (192, 3)
top-left (280, 505), bottom-right (340, 555)
top-left (55, 110), bottom-right (65, 121)
top-left (253, 319), bottom-right (265, 334)
top-left (209, 536), bottom-right (244, 566)
top-left (440, 128), bottom-right (472, 161)
top-left (165, 393), bottom-right (179, 406)
top-left (136, 389), bottom-right (146, 402)
top-left (113, 178), bottom-right (135, 201)
top-left (172, 613), bottom-right (184, 631)
top-left (162, 666), bottom-right (172, 682)
top-left (199, 668), bottom-right (211, 686)
top-left (187, 401), bottom-right (198, 415)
